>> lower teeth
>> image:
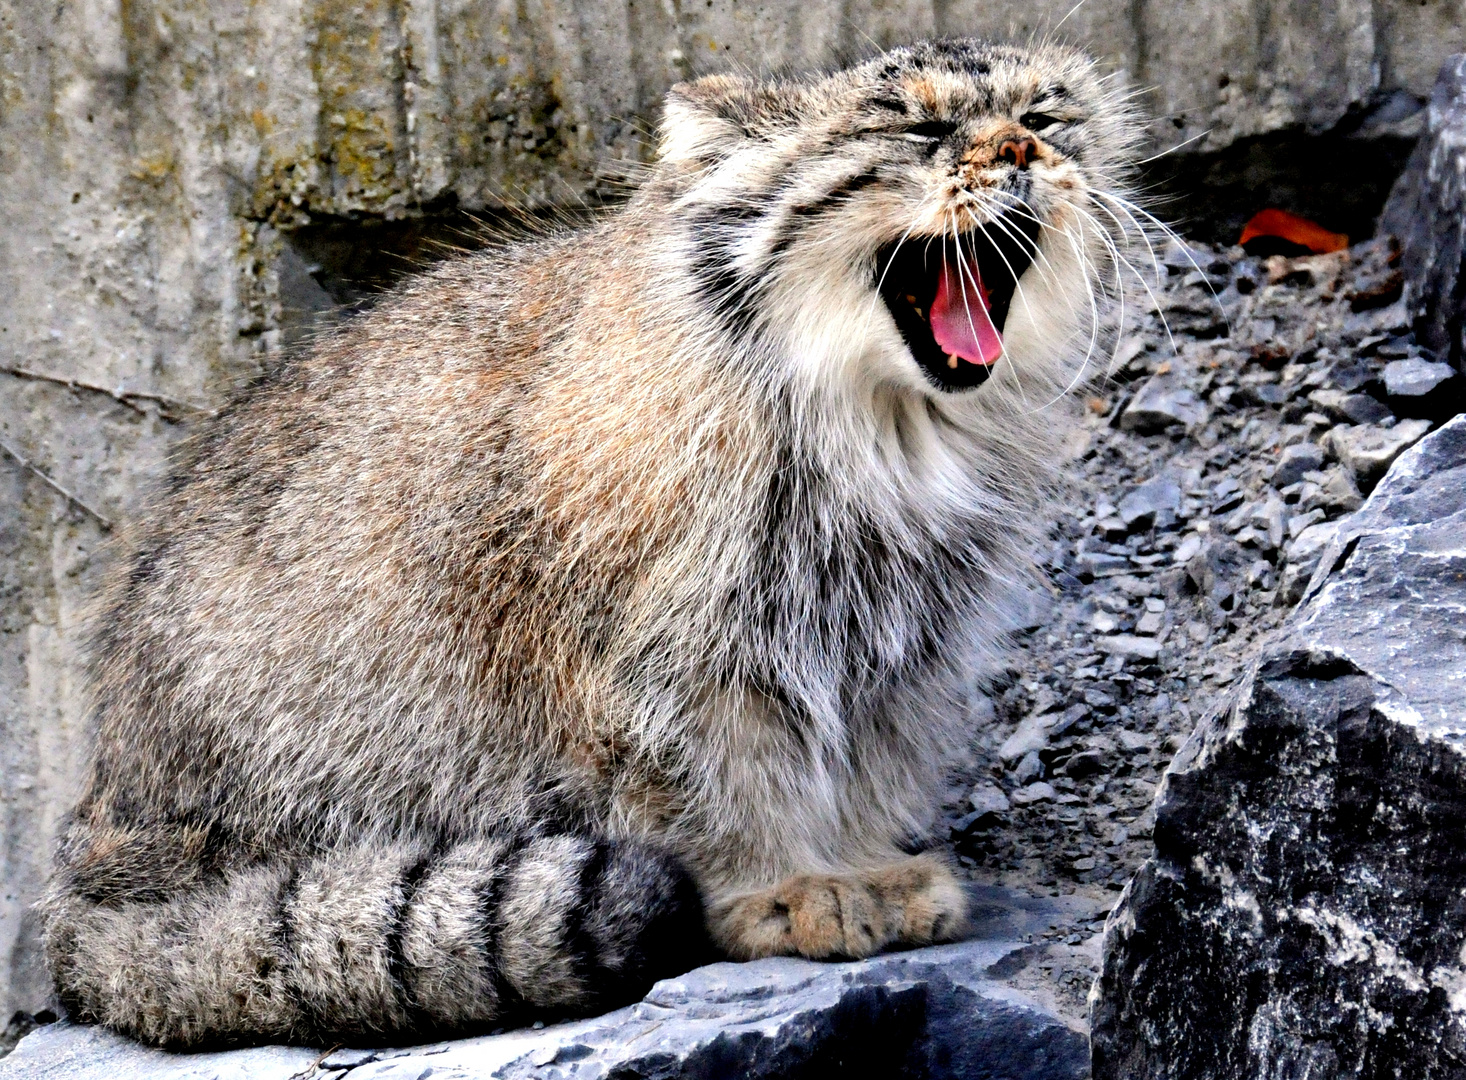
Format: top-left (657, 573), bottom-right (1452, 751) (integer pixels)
top-left (947, 354), bottom-right (959, 369)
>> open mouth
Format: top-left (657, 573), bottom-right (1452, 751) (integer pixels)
top-left (875, 216), bottom-right (1041, 391)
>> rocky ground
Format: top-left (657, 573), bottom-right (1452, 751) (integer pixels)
top-left (937, 232), bottom-right (1462, 1020)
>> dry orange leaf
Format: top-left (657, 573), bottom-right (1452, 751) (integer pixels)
top-left (1239, 208), bottom-right (1348, 254)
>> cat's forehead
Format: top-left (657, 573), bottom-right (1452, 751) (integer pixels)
top-left (850, 41), bottom-right (1085, 114)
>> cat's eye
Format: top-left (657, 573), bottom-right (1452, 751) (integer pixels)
top-left (904, 120), bottom-right (956, 141)
top-left (1020, 112), bottom-right (1063, 132)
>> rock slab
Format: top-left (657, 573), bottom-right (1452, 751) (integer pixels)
top-left (1090, 416), bottom-right (1466, 1079)
top-left (1384, 54), bottom-right (1466, 373)
top-left (0, 935), bottom-right (1088, 1080)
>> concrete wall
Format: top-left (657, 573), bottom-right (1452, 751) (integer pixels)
top-left (3, 0), bottom-right (1463, 1020)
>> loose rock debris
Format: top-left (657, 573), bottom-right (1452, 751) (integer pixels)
top-left (936, 233), bottom-right (1457, 1020)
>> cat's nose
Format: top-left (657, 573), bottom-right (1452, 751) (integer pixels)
top-left (997, 138), bottom-right (1036, 169)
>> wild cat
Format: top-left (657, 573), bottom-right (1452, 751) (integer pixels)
top-left (42, 38), bottom-right (1147, 1047)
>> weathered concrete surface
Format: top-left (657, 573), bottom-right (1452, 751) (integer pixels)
top-left (0, 937), bottom-right (1090, 1080)
top-left (4, 0), bottom-right (1465, 1026)
top-left (1090, 416), bottom-right (1466, 1079)
top-left (1384, 54), bottom-right (1466, 373)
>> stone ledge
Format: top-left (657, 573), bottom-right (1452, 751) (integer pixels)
top-left (0, 887), bottom-right (1099, 1080)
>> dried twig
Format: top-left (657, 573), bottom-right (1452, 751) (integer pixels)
top-left (287, 1044), bottom-right (344, 1080)
top-left (0, 362), bottom-right (216, 418)
top-left (0, 435), bottom-right (113, 530)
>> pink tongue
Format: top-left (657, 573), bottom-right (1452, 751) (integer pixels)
top-left (929, 256), bottom-right (1003, 365)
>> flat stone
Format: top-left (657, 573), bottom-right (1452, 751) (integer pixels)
top-left (1284, 519), bottom-right (1340, 570)
top-left (1384, 357), bottom-right (1462, 420)
top-left (1077, 550), bottom-right (1131, 575)
top-left (1285, 509), bottom-right (1324, 539)
top-left (1094, 636), bottom-right (1162, 662)
top-left (0, 937), bottom-right (1089, 1080)
top-left (1384, 356), bottom-right (1456, 398)
top-left (1170, 533), bottom-right (1203, 565)
top-left (1051, 704), bottom-right (1092, 739)
top-left (1092, 416), bottom-right (1466, 1080)
top-left (1339, 393), bottom-right (1394, 426)
top-left (999, 708), bottom-right (1067, 765)
top-left (1323, 419), bottom-right (1434, 489)
top-left (1301, 466), bottom-right (1364, 513)
top-left (1014, 750), bottom-right (1044, 785)
top-left (1134, 611), bottom-right (1165, 636)
top-left (1011, 782), bottom-right (1059, 806)
top-left (1120, 375), bottom-right (1209, 434)
top-left (1307, 388), bottom-right (1392, 426)
top-left (1271, 441), bottom-right (1325, 488)
top-left (1248, 495), bottom-right (1287, 551)
top-left (1117, 476), bottom-right (1183, 531)
top-left (969, 783), bottom-right (1012, 815)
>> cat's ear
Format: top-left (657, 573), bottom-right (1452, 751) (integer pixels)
top-left (659, 74), bottom-right (766, 167)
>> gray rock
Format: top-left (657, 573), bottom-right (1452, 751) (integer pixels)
top-left (1301, 466), bottom-right (1364, 514)
top-left (1383, 357), bottom-right (1463, 419)
top-left (1117, 477), bottom-right (1183, 531)
top-left (1307, 388), bottom-right (1393, 426)
top-left (1382, 54), bottom-right (1466, 373)
top-left (1120, 376), bottom-right (1209, 434)
top-left (1384, 356), bottom-right (1456, 398)
top-left (1285, 508), bottom-right (1324, 539)
top-left (1249, 495), bottom-right (1287, 551)
top-left (1094, 636), bottom-right (1162, 662)
top-left (1338, 393), bottom-right (1394, 426)
top-left (1134, 611), bottom-right (1165, 636)
top-left (1000, 706), bottom-right (1069, 765)
top-left (1011, 782), bottom-right (1059, 806)
top-left (969, 782), bottom-right (1012, 815)
top-left (0, 939), bottom-right (1088, 1080)
top-left (1015, 750), bottom-right (1044, 785)
top-left (1091, 416), bottom-right (1466, 1080)
top-left (1323, 418), bottom-right (1434, 489)
top-left (1285, 521), bottom-right (1332, 562)
top-left (1077, 549), bottom-right (1132, 575)
top-left (1271, 442), bottom-right (1325, 488)
top-left (1244, 558), bottom-right (1275, 590)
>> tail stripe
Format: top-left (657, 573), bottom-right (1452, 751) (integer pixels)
top-left (472, 835), bottom-right (527, 1016)
top-left (270, 860), bottom-right (315, 1038)
top-left (384, 851), bottom-right (440, 1026)
top-left (561, 840), bottom-right (611, 1002)
top-left (496, 836), bottom-right (597, 1007)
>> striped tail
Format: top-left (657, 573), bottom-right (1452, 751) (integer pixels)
top-left (42, 833), bottom-right (707, 1048)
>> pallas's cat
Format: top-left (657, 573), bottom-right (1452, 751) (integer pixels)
top-left (44, 38), bottom-right (1145, 1048)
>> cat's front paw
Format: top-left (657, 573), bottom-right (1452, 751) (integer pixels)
top-left (709, 854), bottom-right (968, 961)
top-left (712, 873), bottom-right (886, 960)
top-left (860, 852), bottom-right (969, 946)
